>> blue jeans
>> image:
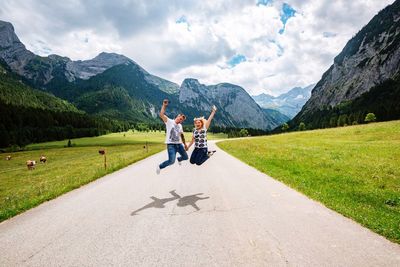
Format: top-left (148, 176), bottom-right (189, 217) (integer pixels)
top-left (190, 148), bottom-right (209, 166)
top-left (159, 144), bottom-right (188, 169)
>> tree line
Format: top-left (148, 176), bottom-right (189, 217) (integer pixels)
top-left (0, 101), bottom-right (270, 150)
top-left (0, 101), bottom-right (131, 149)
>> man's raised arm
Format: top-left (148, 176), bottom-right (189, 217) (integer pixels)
top-left (159, 99), bottom-right (169, 123)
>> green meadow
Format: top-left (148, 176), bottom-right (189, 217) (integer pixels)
top-left (26, 130), bottom-right (227, 150)
top-left (1, 130), bottom-right (226, 222)
top-left (0, 143), bottom-right (164, 222)
top-left (218, 120), bottom-right (400, 243)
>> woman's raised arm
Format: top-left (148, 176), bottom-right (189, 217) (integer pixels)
top-left (205, 105), bottom-right (217, 129)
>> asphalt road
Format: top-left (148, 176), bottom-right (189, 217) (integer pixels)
top-left (1, 141), bottom-right (399, 266)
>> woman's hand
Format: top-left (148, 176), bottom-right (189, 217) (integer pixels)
top-left (205, 105), bottom-right (217, 129)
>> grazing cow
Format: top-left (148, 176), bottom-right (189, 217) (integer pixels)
top-left (5, 155), bottom-right (11, 160)
top-left (39, 155), bottom-right (47, 163)
top-left (26, 160), bottom-right (36, 170)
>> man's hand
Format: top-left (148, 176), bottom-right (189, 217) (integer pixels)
top-left (159, 99), bottom-right (169, 123)
top-left (184, 144), bottom-right (189, 151)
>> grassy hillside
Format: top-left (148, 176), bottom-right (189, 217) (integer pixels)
top-left (218, 121), bottom-right (400, 243)
top-left (0, 62), bottom-right (78, 112)
top-left (0, 60), bottom-right (131, 148)
top-left (74, 85), bottom-right (150, 122)
top-left (48, 63), bottom-right (177, 124)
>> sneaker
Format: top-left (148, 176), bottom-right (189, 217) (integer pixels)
top-left (207, 150), bottom-right (216, 157)
top-left (178, 160), bottom-right (182, 166)
top-left (156, 166), bottom-right (161, 175)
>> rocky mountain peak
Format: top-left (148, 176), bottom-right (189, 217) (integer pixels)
top-left (0, 21), bottom-right (142, 83)
top-left (0, 20), bottom-right (20, 48)
top-left (300, 0), bottom-right (400, 116)
top-left (178, 79), bottom-right (284, 130)
top-left (65, 52), bottom-right (133, 80)
top-left (0, 20), bottom-right (34, 76)
top-left (216, 82), bottom-right (243, 91)
top-left (258, 93), bottom-right (274, 97)
top-left (91, 52), bottom-right (132, 64)
top-left (179, 78), bottom-right (207, 106)
top-left (253, 85), bottom-right (314, 118)
top-left (291, 0), bottom-right (400, 129)
top-left (181, 78), bottom-right (202, 87)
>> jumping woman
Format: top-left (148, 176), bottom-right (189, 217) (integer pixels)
top-left (186, 105), bottom-right (217, 166)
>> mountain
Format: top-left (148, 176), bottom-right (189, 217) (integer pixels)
top-left (179, 79), bottom-right (286, 130)
top-left (0, 20), bottom-right (180, 94)
top-left (253, 84), bottom-right (314, 118)
top-left (291, 0), bottom-right (400, 129)
top-left (262, 108), bottom-right (290, 124)
top-left (62, 62), bottom-right (180, 123)
top-left (0, 60), bottom-right (78, 112)
top-left (0, 21), bottom-right (35, 77)
top-left (65, 52), bottom-right (180, 94)
top-left (65, 52), bottom-right (132, 80)
top-left (0, 59), bottom-right (128, 148)
top-left (0, 20), bottom-right (283, 131)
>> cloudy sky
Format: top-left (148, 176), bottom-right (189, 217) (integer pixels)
top-left (0, 0), bottom-right (395, 96)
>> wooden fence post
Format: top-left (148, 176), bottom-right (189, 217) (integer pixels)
top-left (99, 149), bottom-right (106, 170)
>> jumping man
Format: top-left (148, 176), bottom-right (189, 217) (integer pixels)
top-left (157, 99), bottom-right (188, 174)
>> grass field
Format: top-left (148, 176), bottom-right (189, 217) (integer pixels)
top-left (0, 144), bottom-right (164, 222)
top-left (0, 130), bottom-right (227, 222)
top-left (218, 120), bottom-right (400, 244)
top-left (26, 131), bottom-right (227, 150)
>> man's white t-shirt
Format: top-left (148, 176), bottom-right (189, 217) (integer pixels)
top-left (165, 118), bottom-right (183, 144)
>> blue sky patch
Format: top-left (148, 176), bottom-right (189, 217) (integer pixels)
top-left (279, 3), bottom-right (296, 34)
top-left (276, 43), bottom-right (284, 57)
top-left (257, 0), bottom-right (273, 6)
top-left (323, 32), bottom-right (337, 38)
top-left (227, 54), bottom-right (246, 68)
top-left (176, 15), bottom-right (191, 31)
top-left (269, 39), bottom-right (284, 57)
top-left (176, 15), bottom-right (188, 24)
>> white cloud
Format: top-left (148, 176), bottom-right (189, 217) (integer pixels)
top-left (0, 0), bottom-right (395, 96)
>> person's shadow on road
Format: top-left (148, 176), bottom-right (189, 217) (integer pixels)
top-left (131, 190), bottom-right (209, 216)
top-left (176, 193), bottom-right (209, 211)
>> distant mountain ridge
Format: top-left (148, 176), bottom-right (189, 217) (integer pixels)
top-left (290, 0), bottom-right (400, 129)
top-left (179, 79), bottom-right (287, 129)
top-left (0, 59), bottom-right (125, 148)
top-left (0, 20), bottom-right (287, 130)
top-left (0, 60), bottom-right (79, 112)
top-left (253, 84), bottom-right (314, 118)
top-left (0, 21), bottom-right (180, 94)
top-left (65, 52), bottom-right (133, 80)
